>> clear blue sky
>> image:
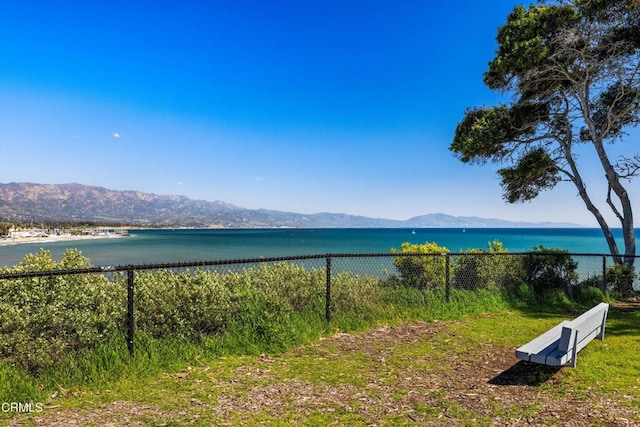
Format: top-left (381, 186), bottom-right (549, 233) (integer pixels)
top-left (1, 0), bottom-right (637, 226)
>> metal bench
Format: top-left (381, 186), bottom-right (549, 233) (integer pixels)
top-left (515, 302), bottom-right (609, 367)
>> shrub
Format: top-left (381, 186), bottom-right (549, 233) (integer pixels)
top-left (503, 279), bottom-right (537, 307)
top-left (391, 242), bottom-right (449, 290)
top-left (222, 263), bottom-right (326, 349)
top-left (579, 274), bottom-right (604, 290)
top-left (134, 269), bottom-right (233, 340)
top-left (226, 262), bottom-right (325, 315)
top-left (605, 263), bottom-right (637, 296)
top-left (330, 272), bottom-right (389, 321)
top-left (0, 249), bottom-right (125, 373)
top-left (540, 288), bottom-right (573, 309)
top-left (573, 285), bottom-right (606, 306)
top-left (524, 246), bottom-right (578, 296)
top-left (453, 240), bottom-right (524, 290)
top-left (4, 245), bottom-right (583, 375)
top-left (134, 262), bottom-right (328, 342)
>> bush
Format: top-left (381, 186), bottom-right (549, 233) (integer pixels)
top-left (573, 285), bottom-right (606, 306)
top-left (539, 288), bottom-right (573, 309)
top-left (0, 257), bottom-right (332, 370)
top-left (391, 242), bottom-right (449, 290)
top-left (226, 262), bottom-right (325, 315)
top-left (579, 274), bottom-right (604, 290)
top-left (0, 249), bottom-right (125, 373)
top-left (605, 263), bottom-right (637, 296)
top-left (503, 279), bottom-right (537, 307)
top-left (524, 246), bottom-right (578, 296)
top-left (221, 263), bottom-right (326, 349)
top-left (4, 245), bottom-right (597, 374)
top-left (331, 272), bottom-right (390, 321)
top-left (134, 269), bottom-right (233, 340)
top-left (452, 240), bottom-right (524, 290)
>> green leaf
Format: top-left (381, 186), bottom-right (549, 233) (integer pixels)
top-left (498, 148), bottom-right (561, 203)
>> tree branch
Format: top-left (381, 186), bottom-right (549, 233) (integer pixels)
top-left (616, 154), bottom-right (640, 180)
top-left (607, 184), bottom-right (625, 223)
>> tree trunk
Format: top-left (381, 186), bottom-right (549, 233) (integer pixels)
top-left (566, 164), bottom-right (624, 263)
top-left (588, 134), bottom-right (636, 266)
top-left (578, 87), bottom-right (636, 266)
top-left (557, 120), bottom-right (628, 264)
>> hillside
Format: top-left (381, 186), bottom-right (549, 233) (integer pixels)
top-left (0, 183), bottom-right (581, 228)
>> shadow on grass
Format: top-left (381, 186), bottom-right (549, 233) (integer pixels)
top-left (489, 361), bottom-right (561, 386)
top-left (507, 297), bottom-right (640, 332)
top-left (606, 305), bottom-right (640, 337)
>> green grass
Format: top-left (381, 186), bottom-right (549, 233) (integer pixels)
top-left (2, 295), bottom-right (638, 426)
top-left (0, 284), bottom-right (508, 402)
top-left (1, 254), bottom-right (638, 426)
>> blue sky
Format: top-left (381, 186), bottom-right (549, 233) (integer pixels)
top-left (1, 0), bottom-right (638, 226)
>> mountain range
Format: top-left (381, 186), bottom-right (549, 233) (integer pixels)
top-left (0, 182), bottom-right (581, 228)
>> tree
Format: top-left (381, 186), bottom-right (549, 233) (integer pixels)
top-left (0, 222), bottom-right (12, 236)
top-left (450, 0), bottom-right (639, 265)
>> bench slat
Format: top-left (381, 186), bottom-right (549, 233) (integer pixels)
top-left (533, 347), bottom-right (572, 366)
top-left (559, 303), bottom-right (608, 352)
top-left (515, 303), bottom-right (609, 367)
top-left (515, 321), bottom-right (571, 362)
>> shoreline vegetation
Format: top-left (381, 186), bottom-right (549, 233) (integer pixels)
top-left (0, 248), bottom-right (637, 425)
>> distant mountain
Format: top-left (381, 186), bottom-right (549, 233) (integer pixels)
top-left (402, 213), bottom-right (579, 228)
top-left (0, 183), bottom-right (582, 228)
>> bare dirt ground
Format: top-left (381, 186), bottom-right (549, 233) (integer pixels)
top-left (9, 301), bottom-right (640, 426)
top-left (614, 296), bottom-right (640, 312)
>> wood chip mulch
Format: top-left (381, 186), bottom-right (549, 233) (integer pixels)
top-left (9, 303), bottom-right (640, 426)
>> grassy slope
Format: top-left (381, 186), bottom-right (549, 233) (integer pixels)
top-left (4, 304), bottom-right (639, 426)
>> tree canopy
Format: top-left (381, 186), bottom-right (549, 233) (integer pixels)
top-left (450, 0), bottom-right (639, 264)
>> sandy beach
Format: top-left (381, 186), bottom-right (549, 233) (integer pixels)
top-left (0, 233), bottom-right (128, 247)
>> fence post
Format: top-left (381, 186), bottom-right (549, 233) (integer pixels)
top-left (127, 268), bottom-right (135, 357)
top-left (445, 253), bottom-right (450, 302)
top-left (325, 255), bottom-right (332, 323)
top-left (602, 256), bottom-right (607, 293)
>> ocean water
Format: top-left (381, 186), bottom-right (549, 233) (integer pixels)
top-left (0, 227), bottom-right (637, 268)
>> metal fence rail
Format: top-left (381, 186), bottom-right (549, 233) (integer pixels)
top-left (1, 252), bottom-right (637, 358)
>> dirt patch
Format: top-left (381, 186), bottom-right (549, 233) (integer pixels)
top-left (9, 401), bottom-right (167, 426)
top-left (612, 297), bottom-right (640, 312)
top-left (11, 319), bottom-right (639, 426)
top-left (226, 321), bottom-right (637, 426)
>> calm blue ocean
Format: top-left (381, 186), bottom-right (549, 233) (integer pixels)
top-left (0, 228), bottom-right (637, 268)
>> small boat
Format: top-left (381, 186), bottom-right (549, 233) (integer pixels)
top-left (412, 229), bottom-right (416, 235)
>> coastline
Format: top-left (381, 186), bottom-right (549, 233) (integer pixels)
top-left (0, 228), bottom-right (629, 270)
top-left (0, 233), bottom-right (128, 247)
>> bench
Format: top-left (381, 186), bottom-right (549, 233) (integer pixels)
top-left (515, 302), bottom-right (609, 367)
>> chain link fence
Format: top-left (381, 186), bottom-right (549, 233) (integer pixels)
top-left (0, 251), bottom-right (637, 370)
